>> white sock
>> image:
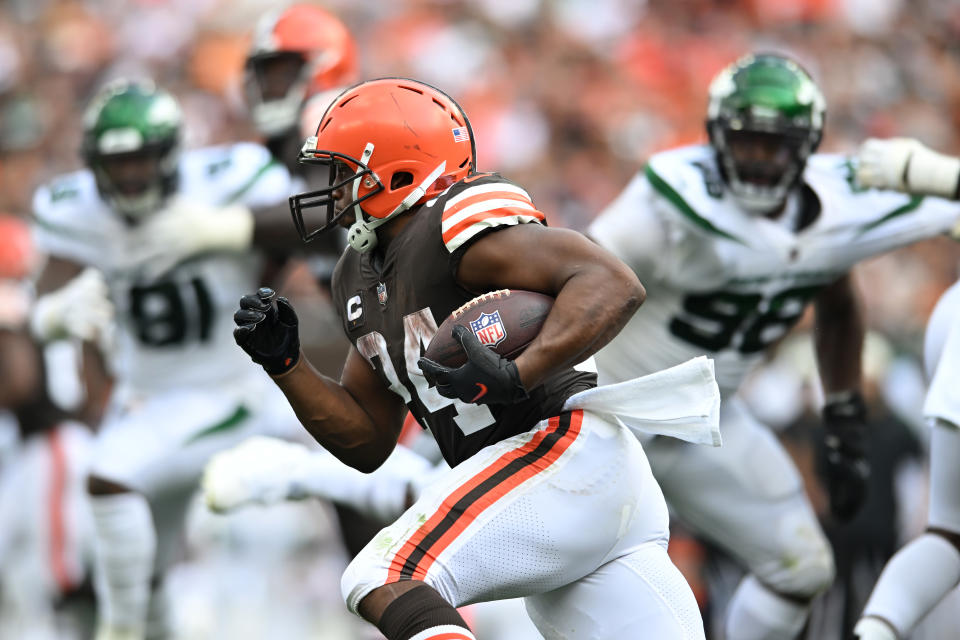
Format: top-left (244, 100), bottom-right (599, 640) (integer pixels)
top-left (860, 533), bottom-right (960, 637)
top-left (852, 617), bottom-right (898, 640)
top-left (725, 575), bottom-right (809, 640)
top-left (296, 444), bottom-right (433, 521)
top-left (91, 492), bottom-right (157, 635)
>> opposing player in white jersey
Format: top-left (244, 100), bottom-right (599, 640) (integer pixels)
top-left (588, 53), bottom-right (960, 640)
top-left (849, 137), bottom-right (960, 640)
top-left (30, 79), bottom-right (297, 640)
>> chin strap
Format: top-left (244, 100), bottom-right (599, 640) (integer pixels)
top-left (347, 159), bottom-right (447, 253)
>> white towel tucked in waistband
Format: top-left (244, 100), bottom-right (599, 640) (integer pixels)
top-left (562, 356), bottom-right (722, 446)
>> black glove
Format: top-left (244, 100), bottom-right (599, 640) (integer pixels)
top-left (418, 325), bottom-right (528, 405)
top-left (818, 391), bottom-right (870, 522)
top-left (233, 287), bottom-right (300, 375)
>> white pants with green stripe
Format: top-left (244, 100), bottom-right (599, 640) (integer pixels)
top-left (89, 370), bottom-right (299, 497)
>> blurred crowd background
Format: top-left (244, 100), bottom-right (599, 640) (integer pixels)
top-left (3, 0), bottom-right (960, 338)
top-left (3, 0), bottom-right (960, 638)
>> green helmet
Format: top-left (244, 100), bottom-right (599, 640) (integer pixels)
top-left (81, 79), bottom-right (182, 219)
top-left (706, 53), bottom-right (826, 214)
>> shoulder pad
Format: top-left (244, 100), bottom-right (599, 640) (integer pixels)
top-left (33, 170), bottom-right (99, 226)
top-left (180, 143), bottom-right (287, 206)
top-left (804, 152), bottom-right (928, 230)
top-left (803, 153), bottom-right (860, 195)
top-left (645, 145), bottom-right (749, 245)
top-left (435, 173), bottom-right (545, 253)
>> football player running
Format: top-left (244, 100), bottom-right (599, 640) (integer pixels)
top-left (30, 79), bottom-right (298, 640)
top-left (232, 77), bottom-right (721, 640)
top-left (587, 53), bottom-right (960, 640)
top-left (229, 2), bottom-right (459, 561)
top-left (850, 138), bottom-right (960, 640)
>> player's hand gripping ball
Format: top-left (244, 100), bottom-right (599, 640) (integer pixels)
top-left (233, 287), bottom-right (301, 375)
top-left (419, 289), bottom-right (552, 405)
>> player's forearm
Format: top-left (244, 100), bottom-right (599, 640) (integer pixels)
top-left (515, 264), bottom-right (645, 389)
top-left (813, 276), bottom-right (864, 394)
top-left (272, 355), bottom-right (395, 472)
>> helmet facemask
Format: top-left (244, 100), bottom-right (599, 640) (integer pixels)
top-left (290, 142), bottom-right (383, 243)
top-left (707, 54), bottom-right (825, 215)
top-left (710, 115), bottom-right (818, 214)
top-left (291, 138), bottom-right (448, 252)
top-left (89, 142), bottom-right (178, 220)
top-left (244, 5), bottom-right (359, 141)
top-left (245, 51), bottom-right (310, 139)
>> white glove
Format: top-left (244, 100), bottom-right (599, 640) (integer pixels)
top-left (203, 436), bottom-right (313, 513)
top-left (128, 196), bottom-right (254, 279)
top-left (857, 137), bottom-right (960, 198)
top-left (30, 267), bottom-right (114, 343)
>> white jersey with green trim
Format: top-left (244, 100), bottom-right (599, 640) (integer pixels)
top-left (923, 280), bottom-right (960, 428)
top-left (32, 142), bottom-right (292, 392)
top-left (590, 143), bottom-right (959, 395)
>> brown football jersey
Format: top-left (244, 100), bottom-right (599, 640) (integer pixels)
top-left (331, 173), bottom-right (596, 466)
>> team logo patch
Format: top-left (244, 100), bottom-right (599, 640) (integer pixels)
top-left (452, 126), bottom-right (469, 143)
top-left (469, 310), bottom-right (506, 348)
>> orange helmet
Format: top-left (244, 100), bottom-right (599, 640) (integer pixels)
top-left (245, 4), bottom-right (358, 138)
top-left (290, 77), bottom-right (476, 253)
top-left (0, 215), bottom-right (37, 280)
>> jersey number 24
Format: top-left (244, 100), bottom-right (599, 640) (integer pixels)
top-left (356, 308), bottom-right (497, 436)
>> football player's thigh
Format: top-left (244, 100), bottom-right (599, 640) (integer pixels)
top-left (525, 541), bottom-right (705, 640)
top-left (342, 411), bottom-right (669, 613)
top-left (644, 396), bottom-right (824, 575)
top-left (90, 386), bottom-right (265, 496)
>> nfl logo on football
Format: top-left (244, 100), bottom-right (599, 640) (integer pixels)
top-left (469, 310), bottom-right (507, 348)
top-left (377, 282), bottom-right (388, 305)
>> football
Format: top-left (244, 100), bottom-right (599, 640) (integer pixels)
top-left (423, 289), bottom-right (554, 368)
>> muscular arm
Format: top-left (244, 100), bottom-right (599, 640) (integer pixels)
top-left (273, 345), bottom-right (407, 472)
top-left (813, 273), bottom-right (864, 395)
top-left (456, 225), bottom-right (645, 389)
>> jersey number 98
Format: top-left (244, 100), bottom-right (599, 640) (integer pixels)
top-left (669, 285), bottom-right (821, 354)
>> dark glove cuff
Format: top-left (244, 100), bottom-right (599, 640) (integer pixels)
top-left (505, 360), bottom-right (529, 403)
top-left (266, 349), bottom-right (301, 377)
top-left (262, 339), bottom-right (301, 376)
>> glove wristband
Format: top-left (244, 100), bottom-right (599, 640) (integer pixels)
top-left (906, 146), bottom-right (960, 199)
top-left (267, 349), bottom-right (302, 378)
top-left (504, 360), bottom-right (529, 403)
